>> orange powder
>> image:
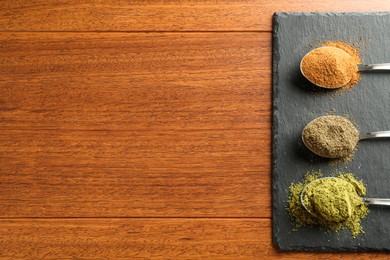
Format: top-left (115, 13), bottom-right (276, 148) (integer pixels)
top-left (324, 41), bottom-right (361, 89)
top-left (301, 42), bottom-right (361, 89)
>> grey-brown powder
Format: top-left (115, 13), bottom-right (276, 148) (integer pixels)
top-left (302, 115), bottom-right (359, 158)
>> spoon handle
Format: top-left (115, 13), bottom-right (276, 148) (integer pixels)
top-left (364, 198), bottom-right (390, 206)
top-left (360, 131), bottom-right (390, 140)
top-left (358, 63), bottom-right (390, 71)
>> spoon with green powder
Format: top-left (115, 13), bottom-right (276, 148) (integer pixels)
top-left (300, 177), bottom-right (390, 221)
top-left (302, 115), bottom-right (390, 159)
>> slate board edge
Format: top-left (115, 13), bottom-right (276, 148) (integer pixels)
top-left (271, 11), bottom-right (390, 18)
top-left (271, 12), bottom-right (282, 251)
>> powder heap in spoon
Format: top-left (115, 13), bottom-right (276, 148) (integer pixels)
top-left (302, 115), bottom-right (359, 158)
top-left (302, 177), bottom-right (362, 222)
top-left (288, 172), bottom-right (368, 237)
top-left (301, 42), bottom-right (361, 89)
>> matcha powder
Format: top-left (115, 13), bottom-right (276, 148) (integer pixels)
top-left (288, 171), bottom-right (368, 237)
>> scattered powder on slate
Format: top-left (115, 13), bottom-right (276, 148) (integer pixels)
top-left (288, 171), bottom-right (368, 237)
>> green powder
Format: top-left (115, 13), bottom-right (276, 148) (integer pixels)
top-left (288, 171), bottom-right (368, 237)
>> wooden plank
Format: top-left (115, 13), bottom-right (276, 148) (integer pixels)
top-left (0, 32), bottom-right (270, 217)
top-left (0, 32), bottom-right (269, 131)
top-left (0, 218), bottom-right (387, 259)
top-left (0, 0), bottom-right (389, 32)
top-left (0, 129), bottom-right (269, 217)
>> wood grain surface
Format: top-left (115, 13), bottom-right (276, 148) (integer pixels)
top-left (0, 33), bottom-right (270, 218)
top-left (1, 219), bottom-right (389, 260)
top-left (1, 0), bottom-right (390, 31)
top-left (1, 1), bottom-right (389, 259)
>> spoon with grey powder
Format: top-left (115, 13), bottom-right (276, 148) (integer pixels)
top-left (302, 115), bottom-right (390, 158)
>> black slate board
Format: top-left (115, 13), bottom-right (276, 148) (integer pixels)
top-left (272, 12), bottom-right (390, 252)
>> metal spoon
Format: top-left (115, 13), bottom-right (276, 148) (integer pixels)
top-left (300, 177), bottom-right (390, 218)
top-left (302, 116), bottom-right (390, 158)
top-left (300, 47), bottom-right (390, 88)
top-left (358, 63), bottom-right (390, 71)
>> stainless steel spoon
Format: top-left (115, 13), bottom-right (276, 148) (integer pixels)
top-left (358, 63), bottom-right (390, 71)
top-left (302, 116), bottom-right (390, 158)
top-left (300, 177), bottom-right (390, 218)
top-left (300, 47), bottom-right (390, 88)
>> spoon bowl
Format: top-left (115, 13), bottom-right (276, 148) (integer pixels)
top-left (300, 177), bottom-right (340, 218)
top-left (301, 46), bottom-right (390, 89)
top-left (302, 115), bottom-right (390, 159)
top-left (300, 177), bottom-right (390, 219)
top-left (301, 115), bottom-right (359, 159)
top-left (300, 46), bottom-right (353, 89)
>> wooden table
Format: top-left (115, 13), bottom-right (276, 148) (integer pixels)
top-left (1, 1), bottom-right (390, 259)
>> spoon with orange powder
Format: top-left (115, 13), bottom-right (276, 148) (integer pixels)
top-left (300, 43), bottom-right (390, 89)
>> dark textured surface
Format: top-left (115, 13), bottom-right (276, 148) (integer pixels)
top-left (272, 12), bottom-right (390, 252)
